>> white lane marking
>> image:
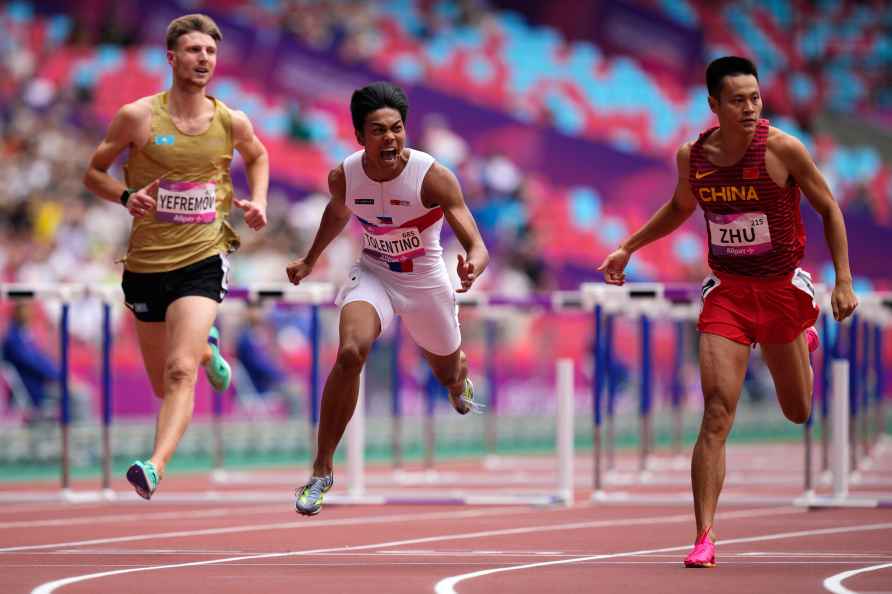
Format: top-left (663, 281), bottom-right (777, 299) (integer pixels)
top-left (28, 507), bottom-right (802, 594)
top-left (1, 507), bottom-right (525, 553)
top-left (824, 562), bottom-right (892, 594)
top-left (741, 552), bottom-right (892, 558)
top-left (434, 522), bottom-right (892, 594)
top-left (0, 505), bottom-right (286, 529)
top-left (4, 504), bottom-right (795, 554)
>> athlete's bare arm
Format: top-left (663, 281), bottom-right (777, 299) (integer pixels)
top-left (286, 165), bottom-right (352, 285)
top-left (599, 142), bottom-right (699, 285)
top-left (83, 100), bottom-right (159, 218)
top-left (231, 110), bottom-right (269, 231)
top-left (771, 130), bottom-right (858, 321)
top-left (422, 163), bottom-right (489, 292)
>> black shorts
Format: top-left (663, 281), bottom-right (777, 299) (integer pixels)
top-left (122, 254), bottom-right (230, 322)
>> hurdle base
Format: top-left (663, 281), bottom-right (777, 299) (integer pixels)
top-left (794, 494), bottom-right (892, 509)
top-left (325, 492), bottom-right (568, 507)
top-left (589, 491), bottom-right (798, 506)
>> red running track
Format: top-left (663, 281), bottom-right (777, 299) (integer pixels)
top-left (1, 468), bottom-right (892, 594)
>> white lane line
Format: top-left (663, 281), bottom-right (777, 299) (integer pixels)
top-left (1, 507), bottom-right (525, 553)
top-left (0, 505), bottom-right (286, 529)
top-left (741, 552), bottom-right (892, 558)
top-left (2, 503), bottom-right (795, 554)
top-left (28, 507), bottom-right (802, 594)
top-left (824, 563), bottom-right (892, 594)
top-left (434, 522), bottom-right (892, 594)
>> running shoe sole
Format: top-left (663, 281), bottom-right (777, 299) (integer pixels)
top-left (126, 463), bottom-right (154, 500)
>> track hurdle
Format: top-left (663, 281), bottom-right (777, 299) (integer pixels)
top-left (210, 289), bottom-right (579, 506)
top-left (92, 285), bottom-right (118, 499)
top-left (582, 281), bottom-right (857, 506)
top-left (210, 282), bottom-right (334, 482)
top-left (796, 350), bottom-right (892, 509)
top-left (376, 291), bottom-right (586, 488)
top-left (0, 283), bottom-right (84, 499)
top-left (328, 357), bottom-right (575, 506)
top-left (583, 282), bottom-right (699, 492)
top-left (845, 291), bottom-right (892, 487)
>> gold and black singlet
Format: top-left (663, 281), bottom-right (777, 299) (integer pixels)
top-left (122, 91), bottom-right (239, 273)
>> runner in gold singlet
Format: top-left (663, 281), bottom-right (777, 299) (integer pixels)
top-left (83, 14), bottom-right (269, 500)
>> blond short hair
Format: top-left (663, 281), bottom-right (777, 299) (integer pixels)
top-left (166, 14), bottom-right (222, 50)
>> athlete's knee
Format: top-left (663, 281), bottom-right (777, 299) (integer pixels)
top-left (335, 341), bottom-right (370, 373)
top-left (164, 356), bottom-right (199, 388)
top-left (700, 396), bottom-right (734, 440)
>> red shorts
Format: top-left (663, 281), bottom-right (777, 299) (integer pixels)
top-left (698, 268), bottom-right (820, 346)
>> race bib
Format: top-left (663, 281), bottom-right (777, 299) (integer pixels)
top-left (155, 180), bottom-right (217, 224)
top-left (362, 227), bottom-right (425, 262)
top-left (707, 211), bottom-right (771, 256)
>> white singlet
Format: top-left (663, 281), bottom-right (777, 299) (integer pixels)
top-left (338, 149), bottom-right (460, 356)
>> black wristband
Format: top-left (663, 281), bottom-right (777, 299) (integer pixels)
top-left (120, 188), bottom-right (132, 207)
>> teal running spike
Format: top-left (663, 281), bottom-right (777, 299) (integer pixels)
top-left (126, 460), bottom-right (159, 500)
top-left (205, 326), bottom-right (231, 392)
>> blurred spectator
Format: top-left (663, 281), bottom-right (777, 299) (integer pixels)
top-left (1, 303), bottom-right (58, 419)
top-left (234, 303), bottom-right (303, 416)
top-left (420, 114), bottom-right (469, 171)
top-left (1, 303), bottom-right (94, 422)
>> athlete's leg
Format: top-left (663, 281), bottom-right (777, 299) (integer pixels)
top-left (312, 301), bottom-right (381, 477)
top-left (147, 296), bottom-right (219, 477)
top-left (134, 322), bottom-right (213, 399)
top-left (400, 277), bottom-right (466, 412)
top-left (692, 333), bottom-right (750, 537)
top-left (760, 331), bottom-right (813, 424)
top-left (421, 347), bottom-right (469, 404)
top-left (134, 321), bottom-right (168, 398)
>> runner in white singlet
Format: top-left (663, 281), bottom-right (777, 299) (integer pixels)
top-left (286, 82), bottom-right (489, 516)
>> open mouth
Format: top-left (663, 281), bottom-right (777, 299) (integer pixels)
top-left (381, 148), bottom-right (398, 162)
top-left (194, 68), bottom-right (209, 75)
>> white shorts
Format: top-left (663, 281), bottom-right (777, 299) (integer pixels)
top-left (336, 261), bottom-right (461, 356)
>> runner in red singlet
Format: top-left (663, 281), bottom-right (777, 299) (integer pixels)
top-left (598, 56), bottom-right (858, 568)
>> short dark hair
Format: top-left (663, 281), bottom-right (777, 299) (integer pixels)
top-left (166, 14), bottom-right (222, 50)
top-left (350, 82), bottom-right (409, 133)
top-left (705, 56), bottom-right (758, 99)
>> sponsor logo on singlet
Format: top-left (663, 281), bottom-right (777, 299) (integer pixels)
top-left (154, 135), bottom-right (175, 145)
top-left (155, 180), bottom-right (217, 224)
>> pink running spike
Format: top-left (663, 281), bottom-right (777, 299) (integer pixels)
top-left (805, 326), bottom-right (820, 353)
top-left (683, 527), bottom-right (716, 568)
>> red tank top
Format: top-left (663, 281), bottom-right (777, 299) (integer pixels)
top-left (689, 119), bottom-right (805, 277)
